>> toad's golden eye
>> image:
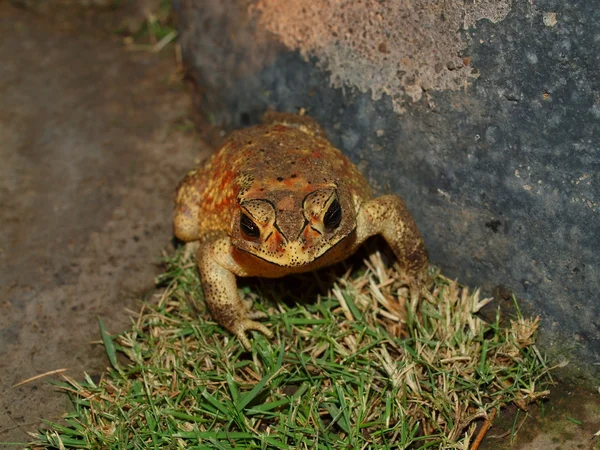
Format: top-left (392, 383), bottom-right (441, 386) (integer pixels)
top-left (240, 213), bottom-right (260, 240)
top-left (323, 198), bottom-right (342, 231)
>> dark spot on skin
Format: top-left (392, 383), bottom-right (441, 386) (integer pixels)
top-left (260, 148), bottom-right (265, 152)
top-left (277, 177), bottom-right (284, 182)
top-left (485, 220), bottom-right (502, 233)
top-left (291, 174), bottom-right (297, 178)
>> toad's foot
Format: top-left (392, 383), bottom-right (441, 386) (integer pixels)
top-left (232, 318), bottom-right (274, 351)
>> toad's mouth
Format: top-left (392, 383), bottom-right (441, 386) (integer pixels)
top-left (232, 227), bottom-right (356, 269)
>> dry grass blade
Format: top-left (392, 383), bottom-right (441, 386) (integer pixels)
top-left (12, 369), bottom-right (69, 388)
top-left (470, 408), bottom-right (498, 450)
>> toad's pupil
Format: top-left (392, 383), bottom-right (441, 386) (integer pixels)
top-left (324, 199), bottom-right (342, 231)
top-left (240, 213), bottom-right (260, 239)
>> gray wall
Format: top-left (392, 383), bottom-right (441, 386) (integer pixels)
top-left (174, 0), bottom-right (599, 382)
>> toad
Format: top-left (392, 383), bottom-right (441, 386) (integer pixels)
top-left (174, 112), bottom-right (428, 349)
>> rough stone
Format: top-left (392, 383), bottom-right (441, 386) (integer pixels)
top-left (255, 0), bottom-right (512, 110)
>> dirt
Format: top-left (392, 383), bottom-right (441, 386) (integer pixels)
top-left (0, 2), bottom-right (598, 449)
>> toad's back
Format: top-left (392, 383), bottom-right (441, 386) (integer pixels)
top-left (174, 119), bottom-right (371, 242)
top-left (172, 112), bottom-right (429, 350)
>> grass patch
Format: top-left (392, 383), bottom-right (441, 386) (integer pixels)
top-left (116, 0), bottom-right (178, 53)
top-left (130, 0), bottom-right (175, 44)
top-left (27, 246), bottom-right (553, 449)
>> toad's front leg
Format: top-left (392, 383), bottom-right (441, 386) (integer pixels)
top-left (356, 195), bottom-right (429, 286)
top-left (196, 237), bottom-right (273, 350)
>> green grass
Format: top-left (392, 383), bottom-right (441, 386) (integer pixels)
top-left (114, 0), bottom-right (177, 52)
top-left (27, 246), bottom-right (553, 449)
top-left (131, 0), bottom-right (175, 44)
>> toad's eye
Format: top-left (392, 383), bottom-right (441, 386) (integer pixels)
top-left (240, 213), bottom-right (260, 240)
top-left (323, 198), bottom-right (342, 231)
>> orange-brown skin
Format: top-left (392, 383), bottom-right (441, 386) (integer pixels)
top-left (174, 112), bottom-right (428, 350)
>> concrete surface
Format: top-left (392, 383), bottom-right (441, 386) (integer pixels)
top-left (0, 3), bottom-right (206, 444)
top-left (174, 0), bottom-right (600, 383)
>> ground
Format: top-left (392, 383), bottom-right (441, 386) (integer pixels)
top-left (0, 3), bottom-right (597, 449)
top-left (0, 2), bottom-right (207, 444)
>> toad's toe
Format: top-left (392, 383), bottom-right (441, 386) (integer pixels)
top-left (233, 319), bottom-right (274, 351)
